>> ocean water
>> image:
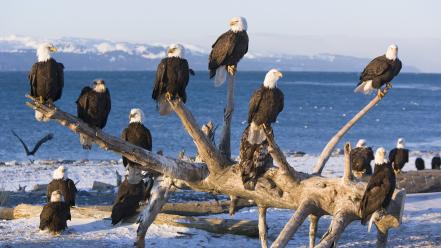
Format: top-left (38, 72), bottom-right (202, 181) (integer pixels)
top-left (0, 71), bottom-right (440, 161)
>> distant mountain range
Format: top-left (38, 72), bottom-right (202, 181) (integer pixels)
top-left (0, 35), bottom-right (420, 72)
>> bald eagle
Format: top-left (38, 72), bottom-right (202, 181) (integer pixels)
top-left (389, 138), bottom-right (409, 174)
top-left (415, 157), bottom-right (425, 170)
top-left (350, 139), bottom-right (374, 178)
top-left (247, 69), bottom-right (284, 145)
top-left (355, 44), bottom-right (402, 97)
top-left (152, 44), bottom-right (194, 116)
top-left (432, 156), bottom-right (441, 170)
top-left (47, 166), bottom-right (78, 207)
top-left (121, 109), bottom-right (153, 168)
top-left (28, 43), bottom-right (64, 121)
top-left (359, 147), bottom-right (396, 226)
top-left (40, 190), bottom-right (71, 235)
top-left (76, 79), bottom-right (111, 149)
top-left (111, 174), bottom-right (147, 225)
top-left (209, 17), bottom-right (249, 86)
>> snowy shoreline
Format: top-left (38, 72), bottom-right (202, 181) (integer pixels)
top-left (1, 153), bottom-right (441, 247)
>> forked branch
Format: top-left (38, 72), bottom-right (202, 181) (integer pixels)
top-left (313, 85), bottom-right (391, 174)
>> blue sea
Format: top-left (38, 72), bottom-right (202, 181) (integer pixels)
top-left (0, 71), bottom-right (440, 161)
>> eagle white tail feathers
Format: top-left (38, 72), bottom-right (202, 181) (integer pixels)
top-left (158, 96), bottom-right (173, 116)
top-left (214, 66), bottom-right (227, 87)
top-left (354, 80), bottom-right (374, 95)
top-left (367, 210), bottom-right (381, 233)
top-left (247, 122), bottom-right (267, 145)
top-left (35, 111), bottom-right (49, 122)
top-left (80, 134), bottom-right (92, 150)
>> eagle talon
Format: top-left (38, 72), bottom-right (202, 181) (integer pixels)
top-left (165, 92), bottom-right (172, 101)
top-left (39, 96), bottom-right (45, 104)
top-left (227, 65), bottom-right (236, 75)
top-left (377, 90), bottom-right (385, 99)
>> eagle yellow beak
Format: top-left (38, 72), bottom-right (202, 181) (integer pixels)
top-left (276, 71), bottom-right (283, 78)
top-left (49, 47), bottom-right (57, 52)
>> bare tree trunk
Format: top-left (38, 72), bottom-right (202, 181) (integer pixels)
top-left (376, 230), bottom-right (388, 248)
top-left (313, 85), bottom-right (391, 175)
top-left (136, 176), bottom-right (173, 248)
top-left (219, 73), bottom-right (235, 159)
top-left (315, 213), bottom-right (353, 248)
top-left (309, 215), bottom-right (319, 248)
top-left (271, 202), bottom-right (313, 248)
top-left (258, 206), bottom-right (268, 248)
top-left (26, 96), bottom-right (405, 248)
top-left (342, 142), bottom-right (353, 183)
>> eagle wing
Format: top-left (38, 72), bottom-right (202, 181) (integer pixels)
top-left (55, 63), bottom-right (64, 100)
top-left (66, 179), bottom-right (78, 207)
top-left (120, 128), bottom-right (129, 167)
top-left (360, 166), bottom-right (391, 222)
top-left (144, 126), bottom-right (153, 151)
top-left (152, 59), bottom-right (167, 101)
top-left (177, 59), bottom-right (190, 102)
top-left (209, 31), bottom-right (236, 71)
top-left (39, 205), bottom-right (53, 230)
top-left (101, 89), bottom-right (112, 128)
top-left (359, 56), bottom-right (391, 84)
top-left (247, 88), bottom-right (264, 124)
top-left (28, 64), bottom-right (38, 97)
top-left (76, 87), bottom-right (93, 121)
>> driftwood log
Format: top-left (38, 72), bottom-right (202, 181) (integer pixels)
top-left (0, 204), bottom-right (258, 237)
top-left (25, 83), bottom-right (405, 248)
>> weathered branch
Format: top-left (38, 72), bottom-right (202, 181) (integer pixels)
top-left (258, 206), bottom-right (268, 248)
top-left (169, 99), bottom-right (230, 172)
top-left (263, 125), bottom-right (297, 177)
top-left (342, 142), bottom-right (353, 183)
top-left (308, 215), bottom-right (319, 248)
top-left (315, 212), bottom-right (353, 248)
top-left (218, 73), bottom-right (235, 159)
top-left (271, 202), bottom-right (314, 248)
top-left (313, 85), bottom-right (391, 174)
top-left (26, 96), bottom-right (208, 182)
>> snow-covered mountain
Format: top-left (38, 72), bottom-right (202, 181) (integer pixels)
top-left (0, 35), bottom-right (419, 72)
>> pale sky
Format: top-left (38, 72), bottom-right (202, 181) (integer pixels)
top-left (2, 0), bottom-right (441, 71)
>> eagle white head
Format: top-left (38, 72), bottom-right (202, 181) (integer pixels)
top-left (92, 79), bottom-right (107, 93)
top-left (386, 44), bottom-right (398, 61)
top-left (53, 166), bottom-right (66, 180)
top-left (50, 190), bottom-right (64, 203)
top-left (167, 43), bottom-right (185, 58)
top-left (229, 17), bottom-right (247, 32)
top-left (397, 138), bottom-right (405, 149)
top-left (263, 69), bottom-right (283, 89)
top-left (375, 147), bottom-right (388, 165)
top-left (37, 42), bottom-right (57, 62)
top-left (129, 108), bottom-right (144, 124)
top-left (356, 139), bottom-right (367, 148)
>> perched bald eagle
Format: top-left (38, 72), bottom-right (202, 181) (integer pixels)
top-left (355, 44), bottom-right (402, 97)
top-left (76, 79), bottom-right (111, 149)
top-left (111, 168), bottom-right (147, 225)
top-left (350, 139), bottom-right (374, 178)
top-left (121, 109), bottom-right (153, 168)
top-left (40, 190), bottom-right (71, 235)
top-left (152, 44), bottom-right (194, 115)
top-left (247, 69), bottom-right (284, 145)
top-left (239, 125), bottom-right (273, 190)
top-left (28, 43), bottom-right (64, 121)
top-left (209, 17), bottom-right (249, 86)
top-left (359, 147), bottom-right (396, 226)
top-left (47, 166), bottom-right (78, 207)
top-left (415, 157), bottom-right (425, 170)
top-left (432, 155), bottom-right (441, 170)
top-left (389, 138), bottom-right (409, 174)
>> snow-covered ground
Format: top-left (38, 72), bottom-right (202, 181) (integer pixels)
top-left (1, 153), bottom-right (441, 247)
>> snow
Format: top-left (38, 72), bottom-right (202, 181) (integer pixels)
top-left (1, 154), bottom-right (441, 247)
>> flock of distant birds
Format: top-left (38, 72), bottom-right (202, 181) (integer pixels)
top-left (20, 16), bottom-right (430, 239)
